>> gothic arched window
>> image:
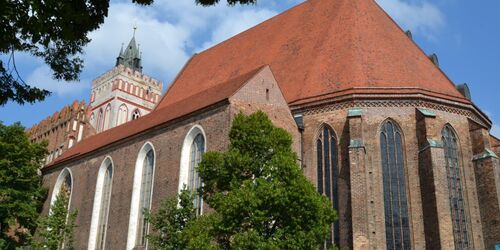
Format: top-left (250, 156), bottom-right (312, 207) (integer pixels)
top-left (132, 109), bottom-right (141, 120)
top-left (137, 149), bottom-right (154, 246)
top-left (103, 104), bottom-right (111, 131)
top-left (316, 125), bottom-right (339, 248)
top-left (97, 108), bottom-right (104, 132)
top-left (88, 157), bottom-right (114, 250)
top-left (117, 104), bottom-right (128, 126)
top-left (380, 120), bottom-right (411, 250)
top-left (179, 126), bottom-right (206, 216)
top-left (189, 134), bottom-right (204, 215)
top-left (90, 113), bottom-right (95, 128)
top-left (126, 143), bottom-right (155, 249)
top-left (442, 126), bottom-right (470, 249)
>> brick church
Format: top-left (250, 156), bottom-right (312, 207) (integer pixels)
top-left (32, 0), bottom-right (500, 249)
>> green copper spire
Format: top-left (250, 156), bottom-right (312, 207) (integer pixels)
top-left (116, 27), bottom-right (143, 72)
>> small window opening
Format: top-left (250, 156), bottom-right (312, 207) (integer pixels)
top-left (265, 89), bottom-right (270, 101)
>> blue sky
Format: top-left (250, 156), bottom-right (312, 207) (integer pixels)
top-left (1, 0), bottom-right (499, 137)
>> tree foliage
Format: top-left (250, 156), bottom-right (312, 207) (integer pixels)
top-left (145, 187), bottom-right (197, 249)
top-left (30, 186), bottom-right (78, 250)
top-left (0, 122), bottom-right (47, 249)
top-left (147, 111), bottom-right (337, 249)
top-left (0, 0), bottom-right (256, 105)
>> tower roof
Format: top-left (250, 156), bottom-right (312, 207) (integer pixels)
top-left (158, 0), bottom-right (468, 110)
top-left (116, 31), bottom-right (142, 72)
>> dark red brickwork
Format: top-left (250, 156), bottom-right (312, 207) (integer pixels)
top-left (37, 0), bottom-right (500, 248)
top-left (42, 104), bottom-right (233, 249)
top-left (28, 100), bottom-right (94, 166)
top-left (40, 93), bottom-right (500, 250)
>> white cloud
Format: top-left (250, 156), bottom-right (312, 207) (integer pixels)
top-left (23, 0), bottom-right (445, 98)
top-left (84, 3), bottom-right (191, 82)
top-left (22, 0), bottom-right (281, 97)
top-left (197, 8), bottom-right (277, 51)
top-left (27, 66), bottom-right (89, 96)
top-left (376, 0), bottom-right (445, 40)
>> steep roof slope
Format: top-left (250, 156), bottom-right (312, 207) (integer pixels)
top-left (158, 0), bottom-right (467, 109)
top-left (46, 66), bottom-right (266, 168)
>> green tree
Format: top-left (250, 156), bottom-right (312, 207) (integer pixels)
top-left (148, 111), bottom-right (337, 249)
top-left (145, 187), bottom-right (197, 249)
top-left (0, 122), bottom-right (47, 249)
top-left (31, 185), bottom-right (78, 250)
top-left (0, 0), bottom-right (257, 106)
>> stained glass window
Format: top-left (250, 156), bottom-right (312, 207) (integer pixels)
top-left (96, 163), bottom-right (113, 250)
top-left (136, 149), bottom-right (154, 246)
top-left (317, 126), bottom-right (340, 248)
top-left (380, 120), bottom-right (411, 250)
top-left (442, 126), bottom-right (471, 250)
top-left (189, 134), bottom-right (205, 215)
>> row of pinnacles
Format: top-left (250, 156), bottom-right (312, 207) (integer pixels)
top-left (29, 34), bottom-right (163, 165)
top-left (28, 100), bottom-right (92, 165)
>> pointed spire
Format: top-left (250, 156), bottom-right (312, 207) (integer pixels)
top-left (115, 26), bottom-right (143, 72)
top-left (119, 43), bottom-right (124, 56)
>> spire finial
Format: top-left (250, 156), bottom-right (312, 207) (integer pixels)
top-left (133, 23), bottom-right (137, 37)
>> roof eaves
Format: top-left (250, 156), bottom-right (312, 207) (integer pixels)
top-left (43, 99), bottom-right (231, 172)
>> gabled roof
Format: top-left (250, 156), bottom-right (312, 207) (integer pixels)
top-left (157, 0), bottom-right (468, 110)
top-left (45, 66), bottom-right (267, 169)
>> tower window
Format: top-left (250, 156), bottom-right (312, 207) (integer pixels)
top-left (132, 109), bottom-right (141, 120)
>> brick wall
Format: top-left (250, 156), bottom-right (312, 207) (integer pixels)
top-left (39, 75), bottom-right (498, 250)
top-left (297, 102), bottom-right (488, 250)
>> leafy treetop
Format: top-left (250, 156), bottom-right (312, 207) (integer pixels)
top-left (0, 0), bottom-right (257, 105)
top-left (147, 111), bottom-right (337, 249)
top-left (30, 185), bottom-right (78, 250)
top-left (0, 122), bottom-right (47, 249)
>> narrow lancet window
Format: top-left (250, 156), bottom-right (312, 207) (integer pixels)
top-left (442, 126), bottom-right (470, 250)
top-left (316, 126), bottom-right (339, 248)
top-left (380, 120), bottom-right (411, 250)
top-left (136, 149), bottom-right (154, 246)
top-left (189, 134), bottom-right (205, 215)
top-left (96, 163), bottom-right (113, 250)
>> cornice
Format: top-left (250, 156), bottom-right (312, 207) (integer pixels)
top-left (290, 93), bottom-right (491, 129)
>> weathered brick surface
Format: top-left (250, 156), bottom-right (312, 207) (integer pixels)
top-left (298, 103), bottom-right (491, 250)
top-left (40, 69), bottom-right (299, 250)
top-left (39, 68), bottom-right (498, 250)
top-left (42, 104), bottom-right (233, 249)
top-left (470, 124), bottom-right (500, 249)
top-left (40, 102), bottom-right (500, 250)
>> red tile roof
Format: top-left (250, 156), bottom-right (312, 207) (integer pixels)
top-left (157, 0), bottom-right (468, 110)
top-left (45, 66), bottom-right (266, 169)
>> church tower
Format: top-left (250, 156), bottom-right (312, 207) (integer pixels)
top-left (89, 31), bottom-right (163, 133)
